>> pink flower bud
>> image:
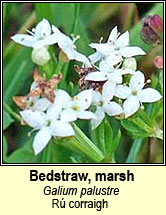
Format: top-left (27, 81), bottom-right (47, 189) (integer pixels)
top-left (154, 56), bottom-right (163, 69)
top-left (140, 26), bottom-right (160, 44)
top-left (150, 14), bottom-right (163, 34)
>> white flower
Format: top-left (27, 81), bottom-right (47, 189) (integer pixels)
top-left (91, 82), bottom-right (123, 129)
top-left (89, 26), bottom-right (146, 63)
top-left (85, 61), bottom-right (134, 86)
top-left (60, 89), bottom-right (96, 121)
top-left (11, 19), bottom-right (58, 49)
top-left (20, 89), bottom-right (75, 155)
top-left (114, 71), bottom-right (162, 118)
top-left (52, 25), bottom-right (91, 67)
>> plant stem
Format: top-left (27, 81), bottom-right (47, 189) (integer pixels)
top-left (73, 123), bottom-right (104, 162)
top-left (3, 102), bottom-right (21, 122)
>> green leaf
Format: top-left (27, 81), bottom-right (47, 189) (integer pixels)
top-left (3, 110), bottom-right (14, 130)
top-left (3, 48), bottom-right (33, 106)
top-left (121, 116), bottom-right (153, 139)
top-left (3, 3), bottom-right (7, 33)
top-left (35, 3), bottom-right (75, 34)
top-left (125, 139), bottom-right (143, 163)
top-left (112, 129), bottom-right (121, 154)
top-left (90, 119), bottom-right (120, 161)
top-left (57, 123), bottom-right (104, 163)
top-left (7, 136), bottom-right (41, 163)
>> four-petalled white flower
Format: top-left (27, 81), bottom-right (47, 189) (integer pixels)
top-left (91, 82), bottom-right (123, 130)
top-left (11, 19), bottom-right (58, 49)
top-left (114, 71), bottom-right (162, 118)
top-left (88, 26), bottom-right (146, 64)
top-left (60, 89), bottom-right (96, 121)
top-left (20, 90), bottom-right (75, 155)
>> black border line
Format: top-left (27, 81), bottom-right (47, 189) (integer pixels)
top-left (1, 1), bottom-right (165, 166)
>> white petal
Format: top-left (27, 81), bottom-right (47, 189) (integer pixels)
top-left (108, 26), bottom-right (118, 42)
top-left (117, 31), bottom-right (129, 47)
top-left (123, 95), bottom-right (140, 118)
top-left (91, 107), bottom-right (105, 130)
top-left (108, 72), bottom-right (122, 84)
top-left (89, 43), bottom-right (114, 55)
top-left (55, 89), bottom-right (71, 108)
top-left (114, 85), bottom-right (131, 99)
top-left (60, 109), bottom-right (77, 122)
top-left (35, 18), bottom-right (51, 38)
top-left (47, 90), bottom-right (71, 119)
top-left (74, 50), bottom-right (91, 67)
top-left (120, 46), bottom-right (146, 58)
top-left (50, 121), bottom-right (75, 137)
top-left (32, 98), bottom-right (51, 112)
top-left (99, 60), bottom-right (113, 73)
top-left (103, 101), bottom-right (123, 116)
top-left (130, 71), bottom-right (145, 90)
top-left (77, 89), bottom-right (93, 110)
top-left (52, 25), bottom-right (61, 34)
top-left (88, 51), bottom-right (102, 64)
top-left (33, 127), bottom-right (51, 155)
top-left (105, 51), bottom-right (123, 66)
top-left (11, 34), bottom-right (36, 47)
top-left (85, 72), bottom-right (108, 81)
top-left (102, 81), bottom-right (116, 102)
top-left (138, 88), bottom-right (162, 103)
top-left (92, 90), bottom-right (103, 104)
top-left (20, 110), bottom-right (46, 129)
top-left (78, 111), bottom-right (96, 120)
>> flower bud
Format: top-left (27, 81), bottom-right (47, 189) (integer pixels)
top-left (150, 14), bottom-right (163, 34)
top-left (122, 57), bottom-right (137, 71)
top-left (140, 25), bottom-right (160, 44)
top-left (154, 56), bottom-right (163, 69)
top-left (140, 15), bottom-right (162, 44)
top-left (31, 47), bottom-right (50, 66)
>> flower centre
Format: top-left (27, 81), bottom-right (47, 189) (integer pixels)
top-left (132, 90), bottom-right (138, 96)
top-left (46, 120), bottom-right (51, 126)
top-left (98, 101), bottom-right (104, 106)
top-left (72, 105), bottom-right (80, 111)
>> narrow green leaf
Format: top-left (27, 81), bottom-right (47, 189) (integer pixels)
top-left (3, 3), bottom-right (7, 33)
top-left (35, 3), bottom-right (53, 23)
top-left (73, 123), bottom-right (104, 162)
top-left (121, 116), bottom-right (153, 139)
top-left (112, 129), bottom-right (121, 154)
top-left (3, 48), bottom-right (33, 106)
top-left (3, 110), bottom-right (14, 130)
top-left (126, 139), bottom-right (142, 163)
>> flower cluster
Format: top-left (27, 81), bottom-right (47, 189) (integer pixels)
top-left (11, 19), bottom-right (162, 155)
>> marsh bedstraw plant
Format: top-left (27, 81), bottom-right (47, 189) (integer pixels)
top-left (11, 18), bottom-right (162, 158)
